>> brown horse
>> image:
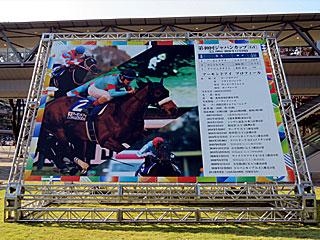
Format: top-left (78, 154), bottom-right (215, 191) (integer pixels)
top-left (39, 79), bottom-right (178, 173)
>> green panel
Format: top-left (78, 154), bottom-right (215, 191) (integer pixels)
top-left (271, 93), bottom-right (279, 105)
top-left (236, 177), bottom-right (256, 182)
top-left (26, 156), bottom-right (34, 170)
top-left (250, 40), bottom-right (265, 44)
top-left (281, 138), bottom-right (290, 154)
top-left (274, 108), bottom-right (282, 122)
top-left (197, 177), bottom-right (217, 182)
top-left (128, 41), bottom-right (144, 45)
top-left (88, 176), bottom-right (100, 182)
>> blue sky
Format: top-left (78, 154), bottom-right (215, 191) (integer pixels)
top-left (1, 0), bottom-right (319, 22)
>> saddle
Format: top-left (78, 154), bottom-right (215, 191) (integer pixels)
top-left (66, 99), bottom-right (115, 143)
top-left (67, 99), bottom-right (115, 121)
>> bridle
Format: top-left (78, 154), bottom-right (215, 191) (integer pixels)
top-left (76, 57), bottom-right (98, 74)
top-left (132, 83), bottom-right (172, 110)
top-left (71, 57), bottom-right (98, 86)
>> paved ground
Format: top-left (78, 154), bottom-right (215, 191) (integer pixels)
top-left (0, 145), bottom-right (15, 190)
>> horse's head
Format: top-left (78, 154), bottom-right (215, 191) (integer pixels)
top-left (79, 55), bottom-right (101, 75)
top-left (138, 78), bottom-right (178, 116)
top-left (156, 142), bottom-right (174, 162)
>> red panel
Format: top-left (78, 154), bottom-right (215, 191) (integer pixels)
top-left (110, 176), bottom-right (119, 182)
top-left (115, 154), bottom-right (143, 159)
top-left (264, 61), bottom-right (271, 68)
top-left (178, 177), bottom-right (197, 183)
top-left (61, 176), bottom-right (80, 182)
top-left (26, 175), bottom-right (42, 181)
top-left (270, 83), bottom-right (276, 94)
top-left (83, 41), bottom-right (97, 45)
top-left (157, 41), bottom-right (173, 45)
top-left (286, 167), bottom-right (295, 182)
top-left (265, 67), bottom-right (272, 73)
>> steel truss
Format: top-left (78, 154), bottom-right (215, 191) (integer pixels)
top-left (4, 31), bottom-right (317, 223)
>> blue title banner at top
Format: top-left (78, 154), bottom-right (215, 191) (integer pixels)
top-left (199, 53), bottom-right (259, 59)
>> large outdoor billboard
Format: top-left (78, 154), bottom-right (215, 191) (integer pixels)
top-left (24, 39), bottom-right (295, 183)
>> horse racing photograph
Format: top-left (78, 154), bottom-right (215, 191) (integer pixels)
top-left (25, 41), bottom-right (203, 181)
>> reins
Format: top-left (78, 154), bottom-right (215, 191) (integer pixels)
top-left (71, 57), bottom-right (98, 86)
top-left (77, 57), bottom-right (98, 73)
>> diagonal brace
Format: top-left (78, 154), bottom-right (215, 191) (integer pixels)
top-left (276, 23), bottom-right (287, 39)
top-left (0, 30), bottom-right (24, 64)
top-left (23, 42), bottom-right (39, 62)
top-left (290, 22), bottom-right (320, 55)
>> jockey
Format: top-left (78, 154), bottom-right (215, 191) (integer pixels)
top-left (135, 137), bottom-right (164, 176)
top-left (52, 46), bottom-right (85, 77)
top-left (137, 137), bottom-right (164, 158)
top-left (148, 53), bottom-right (166, 70)
top-left (81, 68), bottom-right (137, 115)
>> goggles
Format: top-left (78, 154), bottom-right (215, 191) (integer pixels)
top-left (120, 74), bottom-right (136, 80)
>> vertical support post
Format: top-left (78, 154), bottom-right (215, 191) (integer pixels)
top-left (118, 184), bottom-right (123, 200)
top-left (117, 209), bottom-right (123, 222)
top-left (4, 182), bottom-right (22, 222)
top-left (195, 209), bottom-right (201, 222)
top-left (301, 196), bottom-right (317, 224)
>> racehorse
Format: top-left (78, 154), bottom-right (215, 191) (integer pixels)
top-left (51, 55), bottom-right (101, 98)
top-left (38, 78), bottom-right (178, 174)
top-left (136, 142), bottom-right (181, 177)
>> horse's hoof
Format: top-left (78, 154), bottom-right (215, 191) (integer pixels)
top-left (69, 168), bottom-right (78, 176)
top-left (81, 169), bottom-right (87, 175)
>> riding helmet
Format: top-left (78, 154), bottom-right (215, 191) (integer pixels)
top-left (153, 137), bottom-right (164, 148)
top-left (75, 46), bottom-right (85, 54)
top-left (120, 68), bottom-right (137, 80)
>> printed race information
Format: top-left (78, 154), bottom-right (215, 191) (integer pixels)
top-left (195, 41), bottom-right (287, 177)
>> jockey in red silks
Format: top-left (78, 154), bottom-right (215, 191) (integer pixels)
top-left (135, 137), bottom-right (164, 176)
top-left (81, 68), bottom-right (137, 115)
top-left (52, 46), bottom-right (85, 77)
top-left (137, 137), bottom-right (164, 158)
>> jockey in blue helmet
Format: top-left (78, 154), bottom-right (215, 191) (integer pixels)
top-left (52, 46), bottom-right (86, 77)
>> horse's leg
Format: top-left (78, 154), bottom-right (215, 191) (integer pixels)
top-left (36, 131), bottom-right (58, 170)
top-left (170, 163), bottom-right (181, 176)
top-left (36, 152), bottom-right (45, 170)
top-left (53, 144), bottom-right (69, 170)
top-left (35, 139), bottom-right (45, 170)
top-left (55, 128), bottom-right (89, 173)
top-left (83, 140), bottom-right (87, 163)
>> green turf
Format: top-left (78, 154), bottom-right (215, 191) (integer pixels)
top-left (1, 188), bottom-right (320, 240)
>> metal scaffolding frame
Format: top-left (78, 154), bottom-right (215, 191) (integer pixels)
top-left (4, 31), bottom-right (317, 223)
